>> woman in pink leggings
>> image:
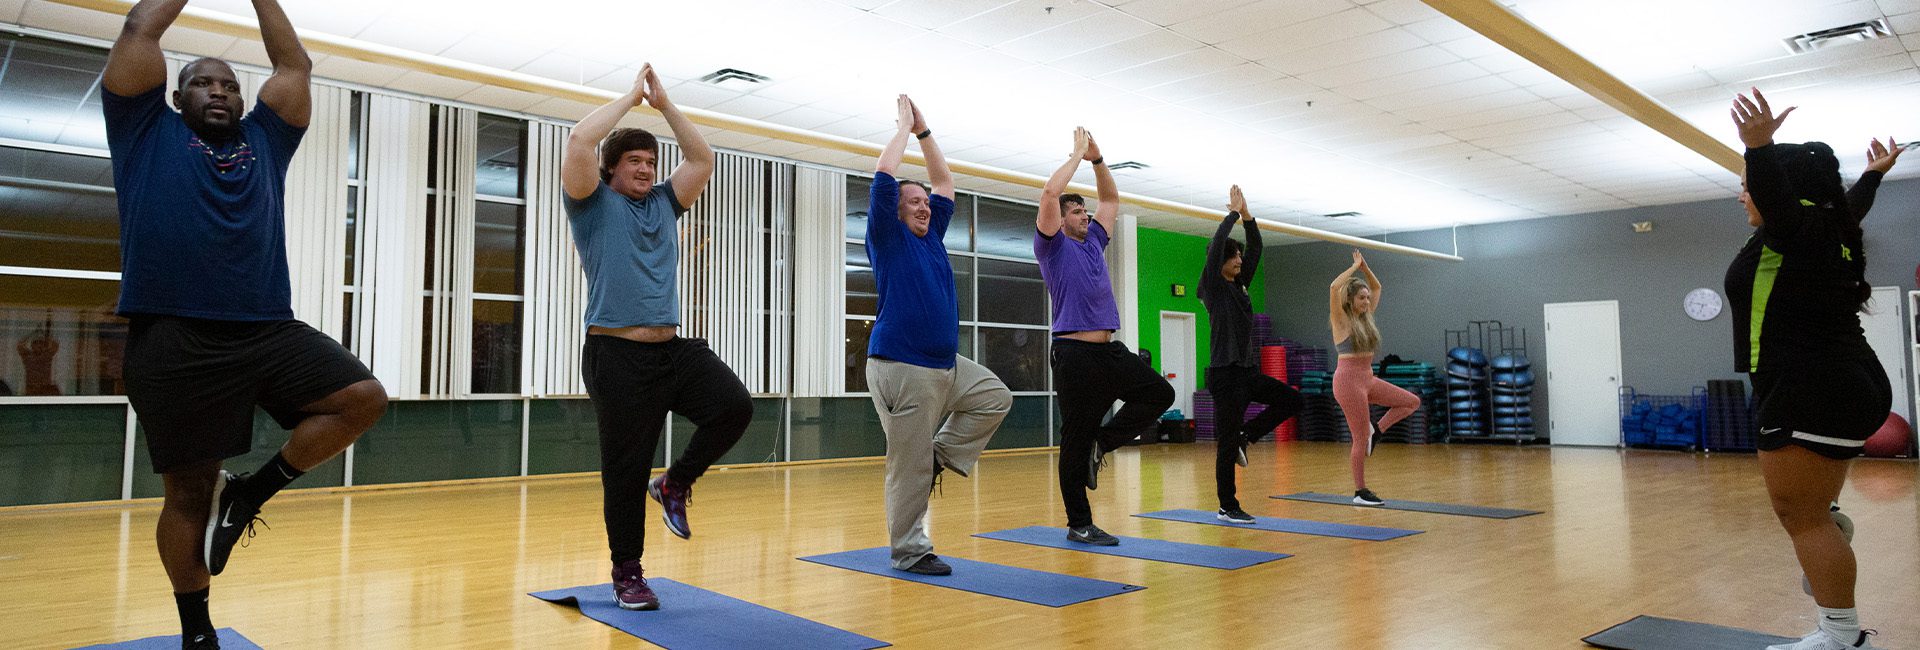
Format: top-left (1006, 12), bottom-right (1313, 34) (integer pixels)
top-left (1329, 249), bottom-right (1420, 506)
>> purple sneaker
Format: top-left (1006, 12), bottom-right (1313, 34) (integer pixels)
top-left (612, 559), bottom-right (659, 610)
top-left (649, 475), bottom-right (692, 539)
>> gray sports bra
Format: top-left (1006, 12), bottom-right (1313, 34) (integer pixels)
top-left (1334, 337), bottom-right (1354, 355)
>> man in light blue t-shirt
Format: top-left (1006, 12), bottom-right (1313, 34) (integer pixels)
top-left (561, 63), bottom-right (751, 612)
top-left (865, 96), bottom-right (1011, 576)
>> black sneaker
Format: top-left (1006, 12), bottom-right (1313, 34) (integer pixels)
top-left (901, 554), bottom-right (952, 576)
top-left (1066, 525), bottom-right (1120, 546)
top-left (1216, 508), bottom-right (1255, 524)
top-left (1234, 440), bottom-right (1249, 467)
top-left (1353, 488), bottom-right (1385, 506)
top-left (205, 471), bottom-right (265, 576)
top-left (183, 631), bottom-right (221, 649)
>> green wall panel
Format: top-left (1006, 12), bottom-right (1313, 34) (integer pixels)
top-left (1135, 226), bottom-right (1266, 389)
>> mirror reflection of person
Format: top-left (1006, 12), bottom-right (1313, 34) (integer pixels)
top-left (17, 314), bottom-right (61, 396)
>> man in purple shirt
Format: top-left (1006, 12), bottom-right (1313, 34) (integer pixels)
top-left (1035, 128), bottom-right (1174, 546)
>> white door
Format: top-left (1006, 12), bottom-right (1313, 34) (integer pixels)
top-left (1861, 286), bottom-right (1910, 423)
top-left (1544, 301), bottom-right (1624, 446)
top-left (1159, 311), bottom-right (1197, 417)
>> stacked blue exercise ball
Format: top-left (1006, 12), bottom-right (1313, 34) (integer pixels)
top-left (1489, 354), bottom-right (1535, 437)
top-left (1446, 347), bottom-right (1490, 436)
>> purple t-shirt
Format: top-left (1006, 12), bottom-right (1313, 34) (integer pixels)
top-left (1034, 220), bottom-right (1121, 334)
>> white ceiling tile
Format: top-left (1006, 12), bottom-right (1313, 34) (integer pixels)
top-left (745, 138), bottom-right (820, 160)
top-left (1404, 85), bottom-right (1540, 119)
top-left (1335, 59), bottom-right (1491, 100)
top-left (1181, 77), bottom-right (1322, 114)
top-left (155, 29), bottom-right (239, 59)
top-left (1363, 0), bottom-right (1445, 24)
top-left (312, 55), bottom-right (410, 88)
top-left (1880, 0), bottom-right (1920, 15)
top-left (523, 97), bottom-right (600, 123)
top-left (1096, 47), bottom-right (1243, 88)
top-left (1108, 0), bottom-right (1254, 28)
top-left (1448, 111), bottom-right (1590, 143)
top-left (1403, 15), bottom-right (1479, 43)
top-left (1173, 0), bottom-right (1354, 45)
top-left (994, 11), bottom-right (1161, 62)
top-left (384, 70), bottom-right (485, 100)
top-left (1296, 45), bottom-right (1460, 88)
top-left (1048, 30), bottom-right (1204, 78)
top-left (353, 3), bottom-right (475, 55)
top-left (939, 0), bottom-right (1114, 46)
top-left (217, 40), bottom-right (272, 68)
top-left (871, 0), bottom-right (1012, 30)
top-left (0, 0), bottom-right (25, 23)
top-left (710, 94), bottom-right (803, 121)
top-left (456, 85), bottom-right (547, 113)
top-left (20, 1), bottom-right (125, 40)
top-left (1217, 8), bottom-right (1396, 61)
top-left (662, 81), bottom-right (746, 111)
top-left (1265, 27), bottom-right (1431, 76)
top-left (515, 53), bottom-right (623, 87)
top-left (1151, 63), bottom-right (1283, 103)
top-left (765, 104), bottom-right (850, 130)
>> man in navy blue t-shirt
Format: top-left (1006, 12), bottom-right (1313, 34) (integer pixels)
top-left (103, 2), bottom-right (386, 647)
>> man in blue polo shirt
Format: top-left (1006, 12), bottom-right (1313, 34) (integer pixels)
top-left (866, 96), bottom-right (1011, 576)
top-left (103, 1), bottom-right (388, 647)
top-left (1035, 128), bottom-right (1173, 546)
top-left (562, 63), bottom-right (752, 611)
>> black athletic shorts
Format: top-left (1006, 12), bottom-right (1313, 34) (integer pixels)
top-left (1751, 356), bottom-right (1891, 460)
top-left (125, 316), bottom-right (375, 473)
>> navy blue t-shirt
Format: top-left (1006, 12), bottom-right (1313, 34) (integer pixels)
top-left (103, 86), bottom-right (303, 320)
top-left (865, 173), bottom-right (958, 369)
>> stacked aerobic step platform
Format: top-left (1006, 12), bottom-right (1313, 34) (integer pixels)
top-left (1445, 346), bottom-right (1491, 437)
top-left (1489, 354), bottom-right (1536, 438)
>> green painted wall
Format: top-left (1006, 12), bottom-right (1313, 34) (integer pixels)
top-left (1135, 226), bottom-right (1265, 389)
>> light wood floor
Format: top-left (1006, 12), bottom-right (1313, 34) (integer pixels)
top-left (2, 442), bottom-right (1915, 649)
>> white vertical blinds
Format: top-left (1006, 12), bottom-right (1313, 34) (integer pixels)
top-left (526, 123), bottom-right (587, 397)
top-left (358, 95), bottom-right (431, 398)
top-left (282, 83), bottom-right (352, 339)
top-left (672, 150), bottom-right (795, 395)
top-left (791, 167), bottom-right (846, 397)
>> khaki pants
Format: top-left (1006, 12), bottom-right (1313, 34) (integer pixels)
top-left (866, 356), bottom-right (1011, 569)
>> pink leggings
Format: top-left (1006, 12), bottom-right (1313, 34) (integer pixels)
top-left (1333, 356), bottom-right (1420, 489)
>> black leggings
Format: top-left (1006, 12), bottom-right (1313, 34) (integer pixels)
top-left (1052, 339), bottom-right (1175, 527)
top-left (582, 336), bottom-right (752, 563)
top-left (1207, 365), bottom-right (1303, 510)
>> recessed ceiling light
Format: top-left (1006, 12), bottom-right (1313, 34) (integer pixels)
top-left (697, 68), bottom-right (771, 88)
top-left (1781, 19), bottom-right (1891, 55)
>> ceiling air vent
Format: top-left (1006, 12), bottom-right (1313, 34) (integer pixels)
top-left (1105, 160), bottom-right (1149, 171)
top-left (1323, 211), bottom-right (1361, 218)
top-left (1782, 19), bottom-right (1891, 55)
top-left (697, 68), bottom-right (771, 87)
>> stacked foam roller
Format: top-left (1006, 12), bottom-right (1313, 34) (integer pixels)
top-left (1445, 347), bottom-right (1491, 437)
top-left (1268, 336), bottom-right (1329, 386)
top-left (1293, 370), bottom-right (1347, 443)
top-left (1375, 360), bottom-right (1444, 444)
top-left (1258, 346), bottom-right (1296, 441)
top-left (1703, 379), bottom-right (1757, 451)
top-left (1489, 354), bottom-right (1536, 438)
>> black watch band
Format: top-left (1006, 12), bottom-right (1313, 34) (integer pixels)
top-left (915, 129), bottom-right (932, 140)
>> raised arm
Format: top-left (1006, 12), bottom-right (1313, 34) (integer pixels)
top-left (1357, 252), bottom-right (1381, 305)
top-left (1732, 88), bottom-right (1809, 235)
top-left (1088, 132), bottom-right (1119, 235)
top-left (647, 66), bottom-right (713, 209)
top-left (562, 67), bottom-right (647, 201)
top-left (875, 94), bottom-right (912, 176)
top-left (251, 0), bottom-right (312, 126)
top-left (1849, 136), bottom-right (1900, 220)
top-left (1201, 186), bottom-right (1243, 288)
top-left (910, 98), bottom-right (954, 199)
top-left (1329, 250), bottom-right (1361, 332)
top-left (1234, 186), bottom-right (1261, 286)
top-left (1036, 127), bottom-right (1089, 238)
top-left (102, 0), bottom-right (186, 96)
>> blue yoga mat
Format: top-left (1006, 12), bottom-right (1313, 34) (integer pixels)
top-left (71, 629), bottom-right (261, 650)
top-left (530, 579), bottom-right (889, 650)
top-left (1583, 615), bottom-right (1797, 649)
top-left (797, 547), bottom-right (1144, 607)
top-left (973, 526), bottom-right (1290, 570)
top-left (1272, 492), bottom-right (1543, 519)
top-left (1132, 509), bottom-right (1423, 541)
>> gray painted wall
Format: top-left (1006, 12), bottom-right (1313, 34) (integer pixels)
top-left (1260, 176), bottom-right (1920, 439)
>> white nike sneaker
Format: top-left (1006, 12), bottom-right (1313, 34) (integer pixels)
top-left (1766, 629), bottom-right (1876, 650)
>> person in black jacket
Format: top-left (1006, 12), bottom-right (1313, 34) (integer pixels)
top-left (1726, 87), bottom-right (1898, 650)
top-left (1198, 185), bottom-right (1302, 524)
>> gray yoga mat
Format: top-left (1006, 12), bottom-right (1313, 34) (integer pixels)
top-left (1272, 492), bottom-right (1542, 519)
top-left (1583, 615), bottom-right (1798, 649)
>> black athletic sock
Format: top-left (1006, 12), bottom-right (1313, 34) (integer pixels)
top-left (175, 587), bottom-right (214, 640)
top-left (237, 453), bottom-right (304, 506)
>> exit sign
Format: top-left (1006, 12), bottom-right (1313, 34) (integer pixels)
top-left (1171, 284), bottom-right (1186, 297)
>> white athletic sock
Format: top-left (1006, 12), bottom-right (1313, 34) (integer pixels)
top-left (1817, 606), bottom-right (1860, 645)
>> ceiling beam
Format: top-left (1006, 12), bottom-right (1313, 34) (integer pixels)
top-left (44, 0), bottom-right (1463, 261)
top-left (1421, 0), bottom-right (1743, 174)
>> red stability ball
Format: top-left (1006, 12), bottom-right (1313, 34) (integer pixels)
top-left (1864, 412), bottom-right (1912, 458)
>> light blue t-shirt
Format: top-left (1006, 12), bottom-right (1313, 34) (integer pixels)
top-left (564, 181), bottom-right (687, 328)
